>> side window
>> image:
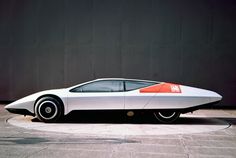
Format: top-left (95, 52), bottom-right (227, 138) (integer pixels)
top-left (125, 81), bottom-right (156, 91)
top-left (71, 80), bottom-right (124, 92)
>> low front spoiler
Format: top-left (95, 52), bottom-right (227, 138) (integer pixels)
top-left (5, 108), bottom-right (34, 116)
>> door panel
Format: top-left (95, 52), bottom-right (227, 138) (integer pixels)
top-left (67, 92), bottom-right (124, 113)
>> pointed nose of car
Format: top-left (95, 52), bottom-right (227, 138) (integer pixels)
top-left (210, 92), bottom-right (222, 103)
top-left (4, 97), bottom-right (35, 115)
top-left (5, 102), bottom-right (15, 109)
top-left (4, 102), bottom-right (27, 115)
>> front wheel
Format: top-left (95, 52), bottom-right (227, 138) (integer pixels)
top-left (153, 111), bottom-right (180, 123)
top-left (35, 97), bottom-right (63, 123)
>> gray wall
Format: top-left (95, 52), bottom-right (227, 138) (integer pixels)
top-left (0, 0), bottom-right (236, 106)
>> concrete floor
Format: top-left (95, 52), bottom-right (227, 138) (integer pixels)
top-left (1, 104), bottom-right (236, 158)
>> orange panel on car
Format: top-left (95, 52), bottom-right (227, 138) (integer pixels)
top-left (140, 83), bottom-right (181, 93)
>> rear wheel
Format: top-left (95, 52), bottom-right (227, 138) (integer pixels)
top-left (35, 96), bottom-right (63, 123)
top-left (153, 111), bottom-right (180, 123)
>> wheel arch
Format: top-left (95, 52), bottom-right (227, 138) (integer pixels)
top-left (34, 94), bottom-right (65, 115)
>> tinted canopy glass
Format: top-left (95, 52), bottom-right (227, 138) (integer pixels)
top-left (71, 80), bottom-right (124, 92)
top-left (125, 80), bottom-right (156, 91)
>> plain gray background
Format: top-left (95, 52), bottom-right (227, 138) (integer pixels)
top-left (0, 0), bottom-right (235, 106)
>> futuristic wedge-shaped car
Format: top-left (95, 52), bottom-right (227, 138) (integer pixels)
top-left (5, 78), bottom-right (222, 123)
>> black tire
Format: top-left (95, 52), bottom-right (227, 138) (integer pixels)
top-left (35, 96), bottom-right (63, 123)
top-left (153, 111), bottom-right (180, 123)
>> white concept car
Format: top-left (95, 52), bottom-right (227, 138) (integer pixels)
top-left (5, 78), bottom-right (222, 123)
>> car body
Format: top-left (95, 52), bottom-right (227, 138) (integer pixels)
top-left (5, 78), bottom-right (222, 123)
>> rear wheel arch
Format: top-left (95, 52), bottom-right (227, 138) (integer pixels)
top-left (153, 110), bottom-right (180, 123)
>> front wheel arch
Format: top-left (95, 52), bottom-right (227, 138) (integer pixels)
top-left (34, 95), bottom-right (64, 123)
top-left (34, 95), bottom-right (64, 114)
